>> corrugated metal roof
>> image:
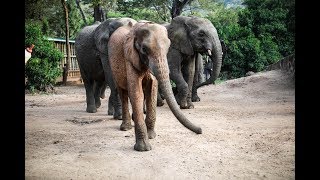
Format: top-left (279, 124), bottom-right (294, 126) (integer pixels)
top-left (47, 37), bottom-right (75, 43)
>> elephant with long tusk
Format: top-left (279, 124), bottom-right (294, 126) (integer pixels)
top-left (108, 21), bottom-right (202, 151)
top-left (157, 16), bottom-right (223, 109)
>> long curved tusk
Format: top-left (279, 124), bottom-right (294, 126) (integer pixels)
top-left (207, 49), bottom-right (212, 56)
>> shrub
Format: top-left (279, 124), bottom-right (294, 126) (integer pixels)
top-left (25, 21), bottom-right (63, 92)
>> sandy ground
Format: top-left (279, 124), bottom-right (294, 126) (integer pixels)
top-left (25, 70), bottom-right (295, 179)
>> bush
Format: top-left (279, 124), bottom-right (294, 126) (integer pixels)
top-left (25, 21), bottom-right (63, 92)
top-left (25, 58), bottom-right (62, 92)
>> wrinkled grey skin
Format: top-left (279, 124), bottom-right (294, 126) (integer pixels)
top-left (157, 16), bottom-right (223, 109)
top-left (75, 18), bottom-right (137, 119)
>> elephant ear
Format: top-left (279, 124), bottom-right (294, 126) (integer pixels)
top-left (94, 20), bottom-right (113, 55)
top-left (124, 25), bottom-right (142, 71)
top-left (94, 18), bottom-right (137, 55)
top-left (167, 18), bottom-right (194, 56)
top-left (124, 22), bottom-right (149, 72)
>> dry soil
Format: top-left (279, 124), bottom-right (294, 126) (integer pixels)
top-left (25, 69), bottom-right (295, 179)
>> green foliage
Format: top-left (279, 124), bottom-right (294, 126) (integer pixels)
top-left (115, 0), bottom-right (171, 22)
top-left (240, 0), bottom-right (295, 56)
top-left (25, 0), bottom-right (294, 81)
top-left (25, 22), bottom-right (63, 92)
top-left (26, 0), bottom-right (84, 39)
top-left (201, 0), bottom-right (294, 79)
top-left (49, 0), bottom-right (84, 39)
top-left (25, 58), bottom-right (62, 92)
top-left (218, 23), bottom-right (280, 79)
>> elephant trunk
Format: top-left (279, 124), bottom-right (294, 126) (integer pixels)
top-left (196, 37), bottom-right (223, 89)
top-left (154, 59), bottom-right (202, 134)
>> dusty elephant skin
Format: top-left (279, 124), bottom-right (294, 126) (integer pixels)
top-left (108, 21), bottom-right (202, 151)
top-left (74, 17), bottom-right (137, 119)
top-left (25, 70), bottom-right (295, 179)
top-left (157, 16), bottom-right (223, 109)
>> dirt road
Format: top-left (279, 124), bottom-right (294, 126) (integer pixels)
top-left (25, 70), bottom-right (295, 179)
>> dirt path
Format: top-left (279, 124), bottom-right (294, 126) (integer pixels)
top-left (25, 70), bottom-right (295, 179)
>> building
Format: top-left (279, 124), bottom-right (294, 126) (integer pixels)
top-left (47, 37), bottom-right (81, 83)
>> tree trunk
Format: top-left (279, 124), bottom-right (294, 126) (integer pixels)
top-left (94, 4), bottom-right (106, 22)
top-left (61, 0), bottom-right (71, 86)
top-left (75, 0), bottom-right (87, 25)
top-left (171, 0), bottom-right (193, 19)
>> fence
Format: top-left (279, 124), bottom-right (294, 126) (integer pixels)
top-left (47, 37), bottom-right (81, 80)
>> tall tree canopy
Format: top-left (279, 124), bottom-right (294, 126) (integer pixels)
top-left (25, 0), bottom-right (295, 88)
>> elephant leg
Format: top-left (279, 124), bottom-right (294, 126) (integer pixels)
top-left (100, 53), bottom-right (122, 119)
top-left (156, 87), bottom-right (164, 107)
top-left (129, 79), bottom-right (151, 151)
top-left (184, 57), bottom-right (195, 109)
top-left (170, 66), bottom-right (189, 109)
top-left (144, 78), bottom-right (157, 139)
top-left (192, 83), bottom-right (200, 102)
top-left (107, 95), bottom-right (114, 115)
top-left (110, 85), bottom-right (122, 120)
top-left (82, 76), bottom-right (97, 113)
top-left (107, 68), bottom-right (122, 119)
top-left (119, 88), bottom-right (132, 131)
top-left (192, 54), bottom-right (203, 102)
top-left (94, 81), bottom-right (104, 108)
top-left (100, 83), bottom-right (107, 99)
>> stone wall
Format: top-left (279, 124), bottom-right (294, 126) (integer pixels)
top-left (266, 54), bottom-right (295, 75)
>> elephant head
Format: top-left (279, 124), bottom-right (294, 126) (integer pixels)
top-left (167, 16), bottom-right (223, 87)
top-left (124, 22), bottom-right (202, 134)
top-left (94, 18), bottom-right (137, 55)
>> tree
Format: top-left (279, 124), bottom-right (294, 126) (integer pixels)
top-left (240, 0), bottom-right (295, 57)
top-left (171, 0), bottom-right (193, 18)
top-left (61, 0), bottom-right (71, 85)
top-left (82, 0), bottom-right (117, 22)
top-left (76, 0), bottom-right (88, 25)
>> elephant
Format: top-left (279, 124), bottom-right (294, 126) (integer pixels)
top-left (157, 16), bottom-right (223, 109)
top-left (74, 17), bottom-right (137, 119)
top-left (108, 21), bottom-right (202, 151)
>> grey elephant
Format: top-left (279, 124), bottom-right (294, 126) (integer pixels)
top-left (75, 17), bottom-right (137, 119)
top-left (108, 21), bottom-right (202, 151)
top-left (157, 16), bottom-right (223, 109)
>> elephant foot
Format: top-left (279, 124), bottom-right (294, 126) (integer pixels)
top-left (114, 114), bottom-right (122, 120)
top-left (120, 122), bottom-right (132, 131)
top-left (179, 99), bottom-right (188, 109)
top-left (95, 101), bottom-right (101, 108)
top-left (187, 99), bottom-right (194, 109)
top-left (107, 108), bottom-right (113, 115)
top-left (113, 110), bottom-right (123, 120)
top-left (134, 139), bottom-right (152, 151)
top-left (192, 94), bottom-right (201, 102)
top-left (179, 100), bottom-right (194, 109)
top-left (187, 102), bottom-right (194, 109)
top-left (86, 105), bottom-right (97, 113)
top-left (157, 99), bottom-right (164, 107)
top-left (148, 130), bottom-right (156, 139)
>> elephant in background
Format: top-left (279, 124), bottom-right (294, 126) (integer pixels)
top-left (75, 17), bottom-right (137, 119)
top-left (108, 21), bottom-right (202, 151)
top-left (157, 16), bottom-right (223, 109)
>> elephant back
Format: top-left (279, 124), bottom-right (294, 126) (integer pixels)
top-left (75, 23), bottom-right (101, 58)
top-left (94, 18), bottom-right (137, 55)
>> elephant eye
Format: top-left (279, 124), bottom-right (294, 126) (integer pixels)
top-left (141, 46), bottom-right (149, 54)
top-left (198, 31), bottom-right (206, 37)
